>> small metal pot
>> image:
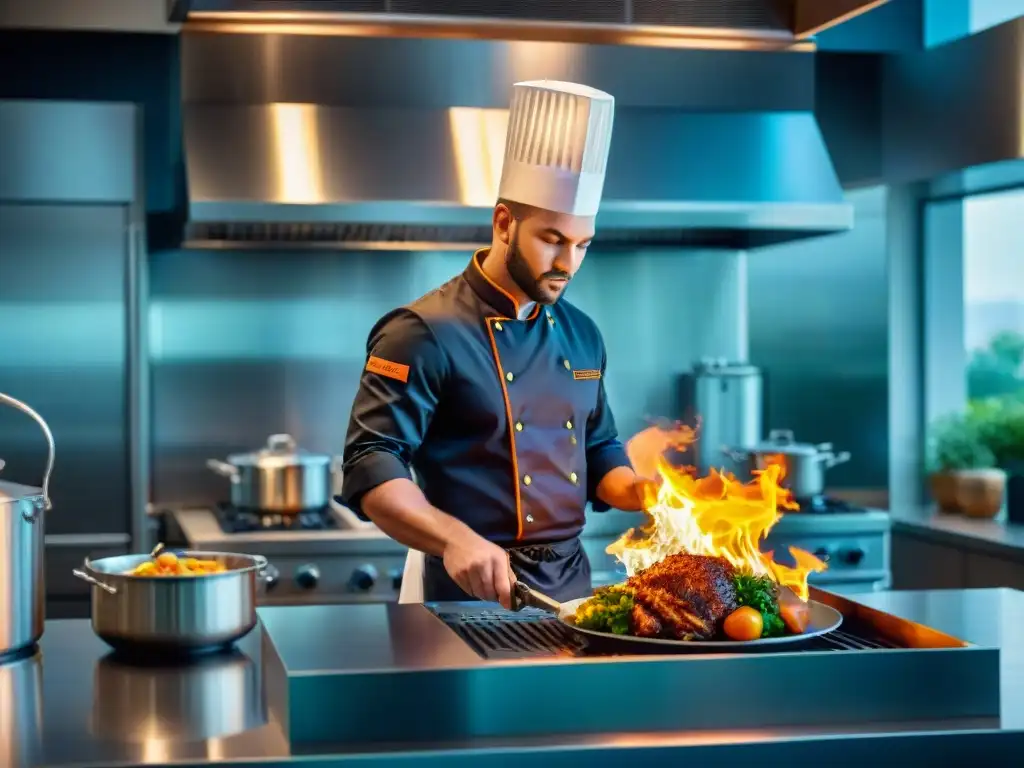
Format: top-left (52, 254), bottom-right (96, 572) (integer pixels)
top-left (725, 429), bottom-right (851, 499)
top-left (0, 392), bottom-right (55, 661)
top-left (206, 433), bottom-right (340, 513)
top-left (72, 551), bottom-right (270, 655)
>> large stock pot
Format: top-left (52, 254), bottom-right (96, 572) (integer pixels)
top-left (0, 392), bottom-right (55, 661)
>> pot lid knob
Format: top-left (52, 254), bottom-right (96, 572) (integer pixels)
top-left (768, 429), bottom-right (796, 445)
top-left (267, 434), bottom-right (298, 453)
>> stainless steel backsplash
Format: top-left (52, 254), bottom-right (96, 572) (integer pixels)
top-left (747, 186), bottom-right (889, 488)
top-left (149, 247), bottom-right (747, 504)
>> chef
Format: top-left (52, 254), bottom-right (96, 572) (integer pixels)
top-left (338, 80), bottom-right (652, 609)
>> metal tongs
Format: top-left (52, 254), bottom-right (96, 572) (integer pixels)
top-left (510, 581), bottom-right (564, 616)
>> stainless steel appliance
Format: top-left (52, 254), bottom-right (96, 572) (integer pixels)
top-left (71, 551), bottom-right (269, 655)
top-left (726, 428), bottom-right (852, 497)
top-left (0, 392), bottom-right (54, 662)
top-left (258, 593), bottom-right (997, 750)
top-left (165, 502), bottom-right (408, 605)
top-left (178, 31), bottom-right (854, 252)
top-left (0, 100), bottom-right (149, 611)
top-left (206, 433), bottom-right (341, 513)
top-left (678, 360), bottom-right (763, 476)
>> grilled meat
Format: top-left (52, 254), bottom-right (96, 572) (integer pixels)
top-left (626, 553), bottom-right (739, 640)
top-left (630, 602), bottom-right (663, 638)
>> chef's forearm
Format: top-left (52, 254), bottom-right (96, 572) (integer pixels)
top-left (595, 466), bottom-right (644, 511)
top-left (359, 478), bottom-right (473, 557)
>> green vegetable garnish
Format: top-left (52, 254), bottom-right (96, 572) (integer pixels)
top-left (570, 585), bottom-right (635, 635)
top-left (732, 572), bottom-right (785, 638)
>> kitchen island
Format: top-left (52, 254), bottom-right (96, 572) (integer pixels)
top-left (11, 588), bottom-right (1024, 768)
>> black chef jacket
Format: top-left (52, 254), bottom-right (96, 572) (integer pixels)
top-left (339, 249), bottom-right (632, 549)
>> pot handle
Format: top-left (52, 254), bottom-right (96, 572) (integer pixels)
top-left (206, 459), bottom-right (241, 484)
top-left (72, 568), bottom-right (118, 595)
top-left (824, 451), bottom-right (852, 469)
top-left (0, 392), bottom-right (56, 522)
top-left (721, 446), bottom-right (752, 462)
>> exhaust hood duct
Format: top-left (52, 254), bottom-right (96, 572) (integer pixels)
top-left (885, 17), bottom-right (1024, 195)
top-left (181, 33), bottom-right (854, 250)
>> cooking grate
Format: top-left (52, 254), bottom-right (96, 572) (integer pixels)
top-left (431, 606), bottom-right (901, 660)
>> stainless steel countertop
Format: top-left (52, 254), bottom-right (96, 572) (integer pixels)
top-left (13, 588), bottom-right (1024, 768)
top-left (890, 506), bottom-right (1024, 561)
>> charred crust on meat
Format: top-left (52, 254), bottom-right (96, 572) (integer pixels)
top-left (626, 554), bottom-right (739, 640)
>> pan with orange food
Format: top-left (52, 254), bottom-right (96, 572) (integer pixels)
top-left (72, 548), bottom-right (272, 656)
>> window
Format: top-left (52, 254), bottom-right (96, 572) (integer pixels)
top-left (963, 189), bottom-right (1024, 406)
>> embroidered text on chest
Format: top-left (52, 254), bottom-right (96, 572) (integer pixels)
top-left (572, 369), bottom-right (601, 381)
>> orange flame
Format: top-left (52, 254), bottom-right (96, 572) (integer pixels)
top-left (607, 424), bottom-right (827, 601)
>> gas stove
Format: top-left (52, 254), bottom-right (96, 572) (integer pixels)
top-left (163, 502), bottom-right (408, 606)
top-left (789, 495), bottom-right (869, 514)
top-left (213, 503), bottom-right (340, 533)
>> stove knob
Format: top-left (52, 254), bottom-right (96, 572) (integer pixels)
top-left (349, 564), bottom-right (379, 592)
top-left (388, 568), bottom-right (403, 590)
top-left (812, 547), bottom-right (831, 563)
top-left (840, 547), bottom-right (865, 566)
top-left (295, 564), bottom-right (320, 589)
top-left (262, 563), bottom-right (280, 591)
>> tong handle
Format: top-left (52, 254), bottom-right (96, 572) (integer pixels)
top-left (511, 582), bottom-right (562, 615)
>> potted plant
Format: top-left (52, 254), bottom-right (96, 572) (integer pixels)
top-left (927, 411), bottom-right (1005, 518)
top-left (974, 398), bottom-right (1024, 524)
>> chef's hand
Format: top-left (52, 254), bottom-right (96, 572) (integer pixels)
top-left (442, 529), bottom-right (516, 609)
top-left (634, 475), bottom-right (660, 510)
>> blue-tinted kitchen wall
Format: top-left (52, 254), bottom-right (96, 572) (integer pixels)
top-left (147, 248), bottom-right (747, 504)
top-left (747, 187), bottom-right (889, 489)
top-left (0, 30), bottom-right (181, 215)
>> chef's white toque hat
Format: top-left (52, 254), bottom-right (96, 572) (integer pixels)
top-left (497, 80), bottom-right (615, 217)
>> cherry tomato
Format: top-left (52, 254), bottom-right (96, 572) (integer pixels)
top-left (723, 606), bottom-right (764, 641)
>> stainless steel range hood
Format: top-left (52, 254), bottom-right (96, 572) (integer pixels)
top-left (181, 31), bottom-right (854, 250)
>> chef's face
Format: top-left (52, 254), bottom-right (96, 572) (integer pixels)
top-left (494, 202), bottom-right (595, 305)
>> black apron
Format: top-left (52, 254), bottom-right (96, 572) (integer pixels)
top-left (422, 536), bottom-right (592, 604)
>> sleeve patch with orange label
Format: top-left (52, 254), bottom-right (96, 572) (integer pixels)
top-left (366, 356), bottom-right (410, 383)
top-left (572, 369), bottom-right (602, 381)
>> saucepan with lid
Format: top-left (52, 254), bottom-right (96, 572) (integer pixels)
top-left (0, 392), bottom-right (55, 662)
top-left (206, 433), bottom-right (342, 513)
top-left (724, 429), bottom-right (851, 499)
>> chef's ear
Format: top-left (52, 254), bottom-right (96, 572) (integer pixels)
top-left (493, 201), bottom-right (515, 245)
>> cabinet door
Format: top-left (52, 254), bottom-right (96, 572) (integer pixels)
top-left (0, 203), bottom-right (131, 536)
top-left (891, 532), bottom-right (966, 589)
top-left (965, 552), bottom-right (1024, 590)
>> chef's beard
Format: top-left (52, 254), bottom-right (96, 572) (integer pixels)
top-left (505, 227), bottom-right (571, 305)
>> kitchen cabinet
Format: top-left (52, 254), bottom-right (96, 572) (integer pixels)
top-left (965, 551), bottom-right (1024, 590)
top-left (892, 528), bottom-right (1024, 590)
top-left (891, 531), bottom-right (967, 589)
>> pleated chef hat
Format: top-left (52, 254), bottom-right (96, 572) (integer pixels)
top-left (497, 80), bottom-right (615, 218)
